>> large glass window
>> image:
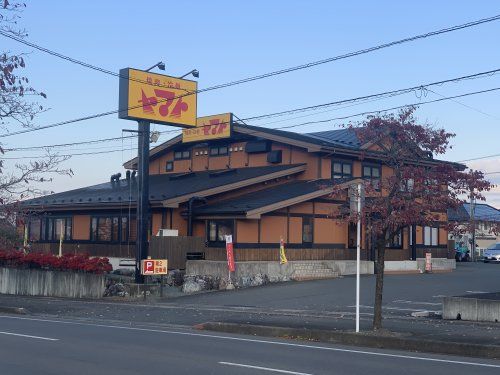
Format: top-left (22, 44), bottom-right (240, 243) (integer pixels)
top-left (90, 216), bottom-right (134, 243)
top-left (28, 218), bottom-right (41, 241)
top-left (362, 164), bottom-right (381, 191)
top-left (386, 230), bottom-right (402, 248)
top-left (332, 160), bottom-right (353, 180)
top-left (174, 150), bottom-right (191, 160)
top-left (207, 220), bottom-right (233, 242)
top-left (423, 226), bottom-right (439, 246)
top-left (40, 217), bottom-right (72, 241)
top-left (302, 217), bottom-right (313, 243)
top-left (209, 145), bottom-right (228, 157)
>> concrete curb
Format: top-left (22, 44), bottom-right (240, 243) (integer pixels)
top-left (0, 306), bottom-right (28, 315)
top-left (196, 322), bottom-right (500, 360)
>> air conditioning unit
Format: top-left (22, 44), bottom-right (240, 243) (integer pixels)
top-left (156, 229), bottom-right (178, 237)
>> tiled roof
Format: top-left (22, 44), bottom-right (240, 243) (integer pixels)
top-left (21, 164), bottom-right (304, 208)
top-left (305, 128), bottom-right (361, 149)
top-left (448, 203), bottom-right (500, 222)
top-left (194, 179), bottom-right (352, 216)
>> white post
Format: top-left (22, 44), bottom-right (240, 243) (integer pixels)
top-left (356, 183), bottom-right (361, 333)
top-left (58, 220), bottom-right (64, 257)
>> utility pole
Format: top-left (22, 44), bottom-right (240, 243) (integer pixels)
top-left (135, 120), bottom-right (150, 284)
top-left (356, 183), bottom-right (361, 333)
top-left (470, 193), bottom-right (476, 262)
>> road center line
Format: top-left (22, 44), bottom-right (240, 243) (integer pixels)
top-left (1, 315), bottom-right (499, 369)
top-left (0, 330), bottom-right (59, 341)
top-left (219, 361), bottom-right (313, 374)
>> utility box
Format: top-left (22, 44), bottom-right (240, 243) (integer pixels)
top-left (156, 229), bottom-right (179, 237)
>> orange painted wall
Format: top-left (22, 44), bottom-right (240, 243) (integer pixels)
top-left (321, 157), bottom-right (331, 179)
top-left (209, 155), bottom-right (230, 170)
top-left (288, 217), bottom-right (302, 243)
top-left (73, 215), bottom-right (91, 240)
top-left (314, 219), bottom-right (346, 244)
top-left (151, 212), bottom-right (162, 236)
top-left (314, 202), bottom-right (336, 216)
top-left (193, 221), bottom-right (205, 238)
top-left (171, 208), bottom-right (187, 236)
top-left (192, 148), bottom-right (209, 171)
top-left (260, 216), bottom-right (288, 243)
top-left (289, 202), bottom-right (313, 214)
top-left (236, 220), bottom-right (259, 243)
top-left (291, 149), bottom-right (318, 179)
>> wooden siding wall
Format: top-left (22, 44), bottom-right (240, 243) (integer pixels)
top-left (149, 236), bottom-right (205, 269)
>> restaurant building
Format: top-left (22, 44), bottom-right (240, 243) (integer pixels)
top-left (21, 122), bottom-right (452, 265)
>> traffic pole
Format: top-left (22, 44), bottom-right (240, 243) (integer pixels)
top-left (356, 183), bottom-right (361, 333)
top-left (135, 120), bottom-right (150, 284)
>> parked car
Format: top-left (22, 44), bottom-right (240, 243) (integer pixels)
top-left (483, 243), bottom-right (500, 263)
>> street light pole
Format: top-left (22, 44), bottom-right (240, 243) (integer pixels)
top-left (356, 182), bottom-right (361, 333)
top-left (135, 120), bottom-right (150, 284)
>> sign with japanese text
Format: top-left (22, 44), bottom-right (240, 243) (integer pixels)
top-left (141, 259), bottom-right (168, 275)
top-left (225, 235), bottom-right (235, 272)
top-left (119, 68), bottom-right (197, 127)
top-left (182, 113), bottom-right (232, 143)
top-left (425, 253), bottom-right (432, 273)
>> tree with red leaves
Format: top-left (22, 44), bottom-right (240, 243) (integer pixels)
top-left (1, 2), bottom-right (71, 242)
top-left (339, 107), bottom-right (493, 330)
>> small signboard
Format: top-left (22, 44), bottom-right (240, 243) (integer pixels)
top-left (141, 259), bottom-right (168, 275)
top-left (425, 253), bottom-right (432, 273)
top-left (182, 113), bottom-right (232, 143)
top-left (119, 68), bottom-right (197, 127)
top-left (225, 235), bottom-right (235, 272)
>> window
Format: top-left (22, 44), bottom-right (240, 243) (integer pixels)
top-left (423, 226), bottom-right (439, 246)
top-left (362, 165), bottom-right (381, 191)
top-left (165, 161), bottom-right (173, 172)
top-left (347, 222), bottom-right (357, 248)
top-left (332, 160), bottom-right (353, 180)
top-left (386, 230), bottom-right (402, 248)
top-left (91, 216), bottom-right (134, 242)
top-left (28, 218), bottom-right (41, 241)
top-left (207, 220), bottom-right (233, 242)
top-left (40, 217), bottom-right (72, 241)
top-left (209, 145), bottom-right (228, 156)
top-left (174, 150), bottom-right (191, 160)
top-left (302, 217), bottom-right (313, 243)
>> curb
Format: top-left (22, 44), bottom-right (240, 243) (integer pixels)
top-left (0, 306), bottom-right (28, 315)
top-left (196, 322), bottom-right (500, 360)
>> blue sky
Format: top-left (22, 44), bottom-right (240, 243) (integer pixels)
top-left (2, 1), bottom-right (500, 206)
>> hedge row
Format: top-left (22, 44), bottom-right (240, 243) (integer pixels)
top-left (0, 250), bottom-right (112, 274)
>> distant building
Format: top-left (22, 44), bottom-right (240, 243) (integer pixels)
top-left (448, 203), bottom-right (500, 257)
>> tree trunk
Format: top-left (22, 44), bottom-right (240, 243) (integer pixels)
top-left (373, 235), bottom-right (386, 330)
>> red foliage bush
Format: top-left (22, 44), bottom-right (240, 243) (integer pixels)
top-left (0, 250), bottom-right (112, 274)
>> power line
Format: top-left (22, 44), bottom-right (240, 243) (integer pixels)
top-left (0, 148), bottom-right (138, 160)
top-left (3, 14), bottom-right (499, 90)
top-left (458, 153), bottom-right (500, 162)
top-left (4, 85), bottom-right (500, 159)
top-left (1, 14), bottom-right (500, 138)
top-left (2, 66), bottom-right (500, 140)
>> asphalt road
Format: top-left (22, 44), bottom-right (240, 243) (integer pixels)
top-left (1, 262), bottom-right (499, 347)
top-left (1, 315), bottom-right (500, 375)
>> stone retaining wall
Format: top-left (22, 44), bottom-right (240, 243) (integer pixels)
top-left (0, 267), bottom-right (105, 299)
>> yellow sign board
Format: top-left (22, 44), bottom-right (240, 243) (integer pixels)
top-left (119, 68), bottom-right (197, 127)
top-left (141, 258), bottom-right (168, 275)
top-left (182, 113), bottom-right (232, 143)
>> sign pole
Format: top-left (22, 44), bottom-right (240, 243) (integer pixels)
top-left (135, 120), bottom-right (150, 284)
top-left (356, 183), bottom-right (361, 333)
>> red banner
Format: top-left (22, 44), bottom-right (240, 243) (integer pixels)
top-left (225, 235), bottom-right (235, 272)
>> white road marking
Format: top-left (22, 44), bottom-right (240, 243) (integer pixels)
top-left (348, 305), bottom-right (428, 312)
top-left (1, 315), bottom-right (500, 369)
top-left (392, 300), bottom-right (441, 306)
top-left (0, 330), bottom-right (59, 341)
top-left (466, 291), bottom-right (488, 294)
top-left (219, 362), bottom-right (313, 374)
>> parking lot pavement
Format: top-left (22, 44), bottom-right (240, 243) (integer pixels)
top-left (169, 262), bottom-right (499, 317)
